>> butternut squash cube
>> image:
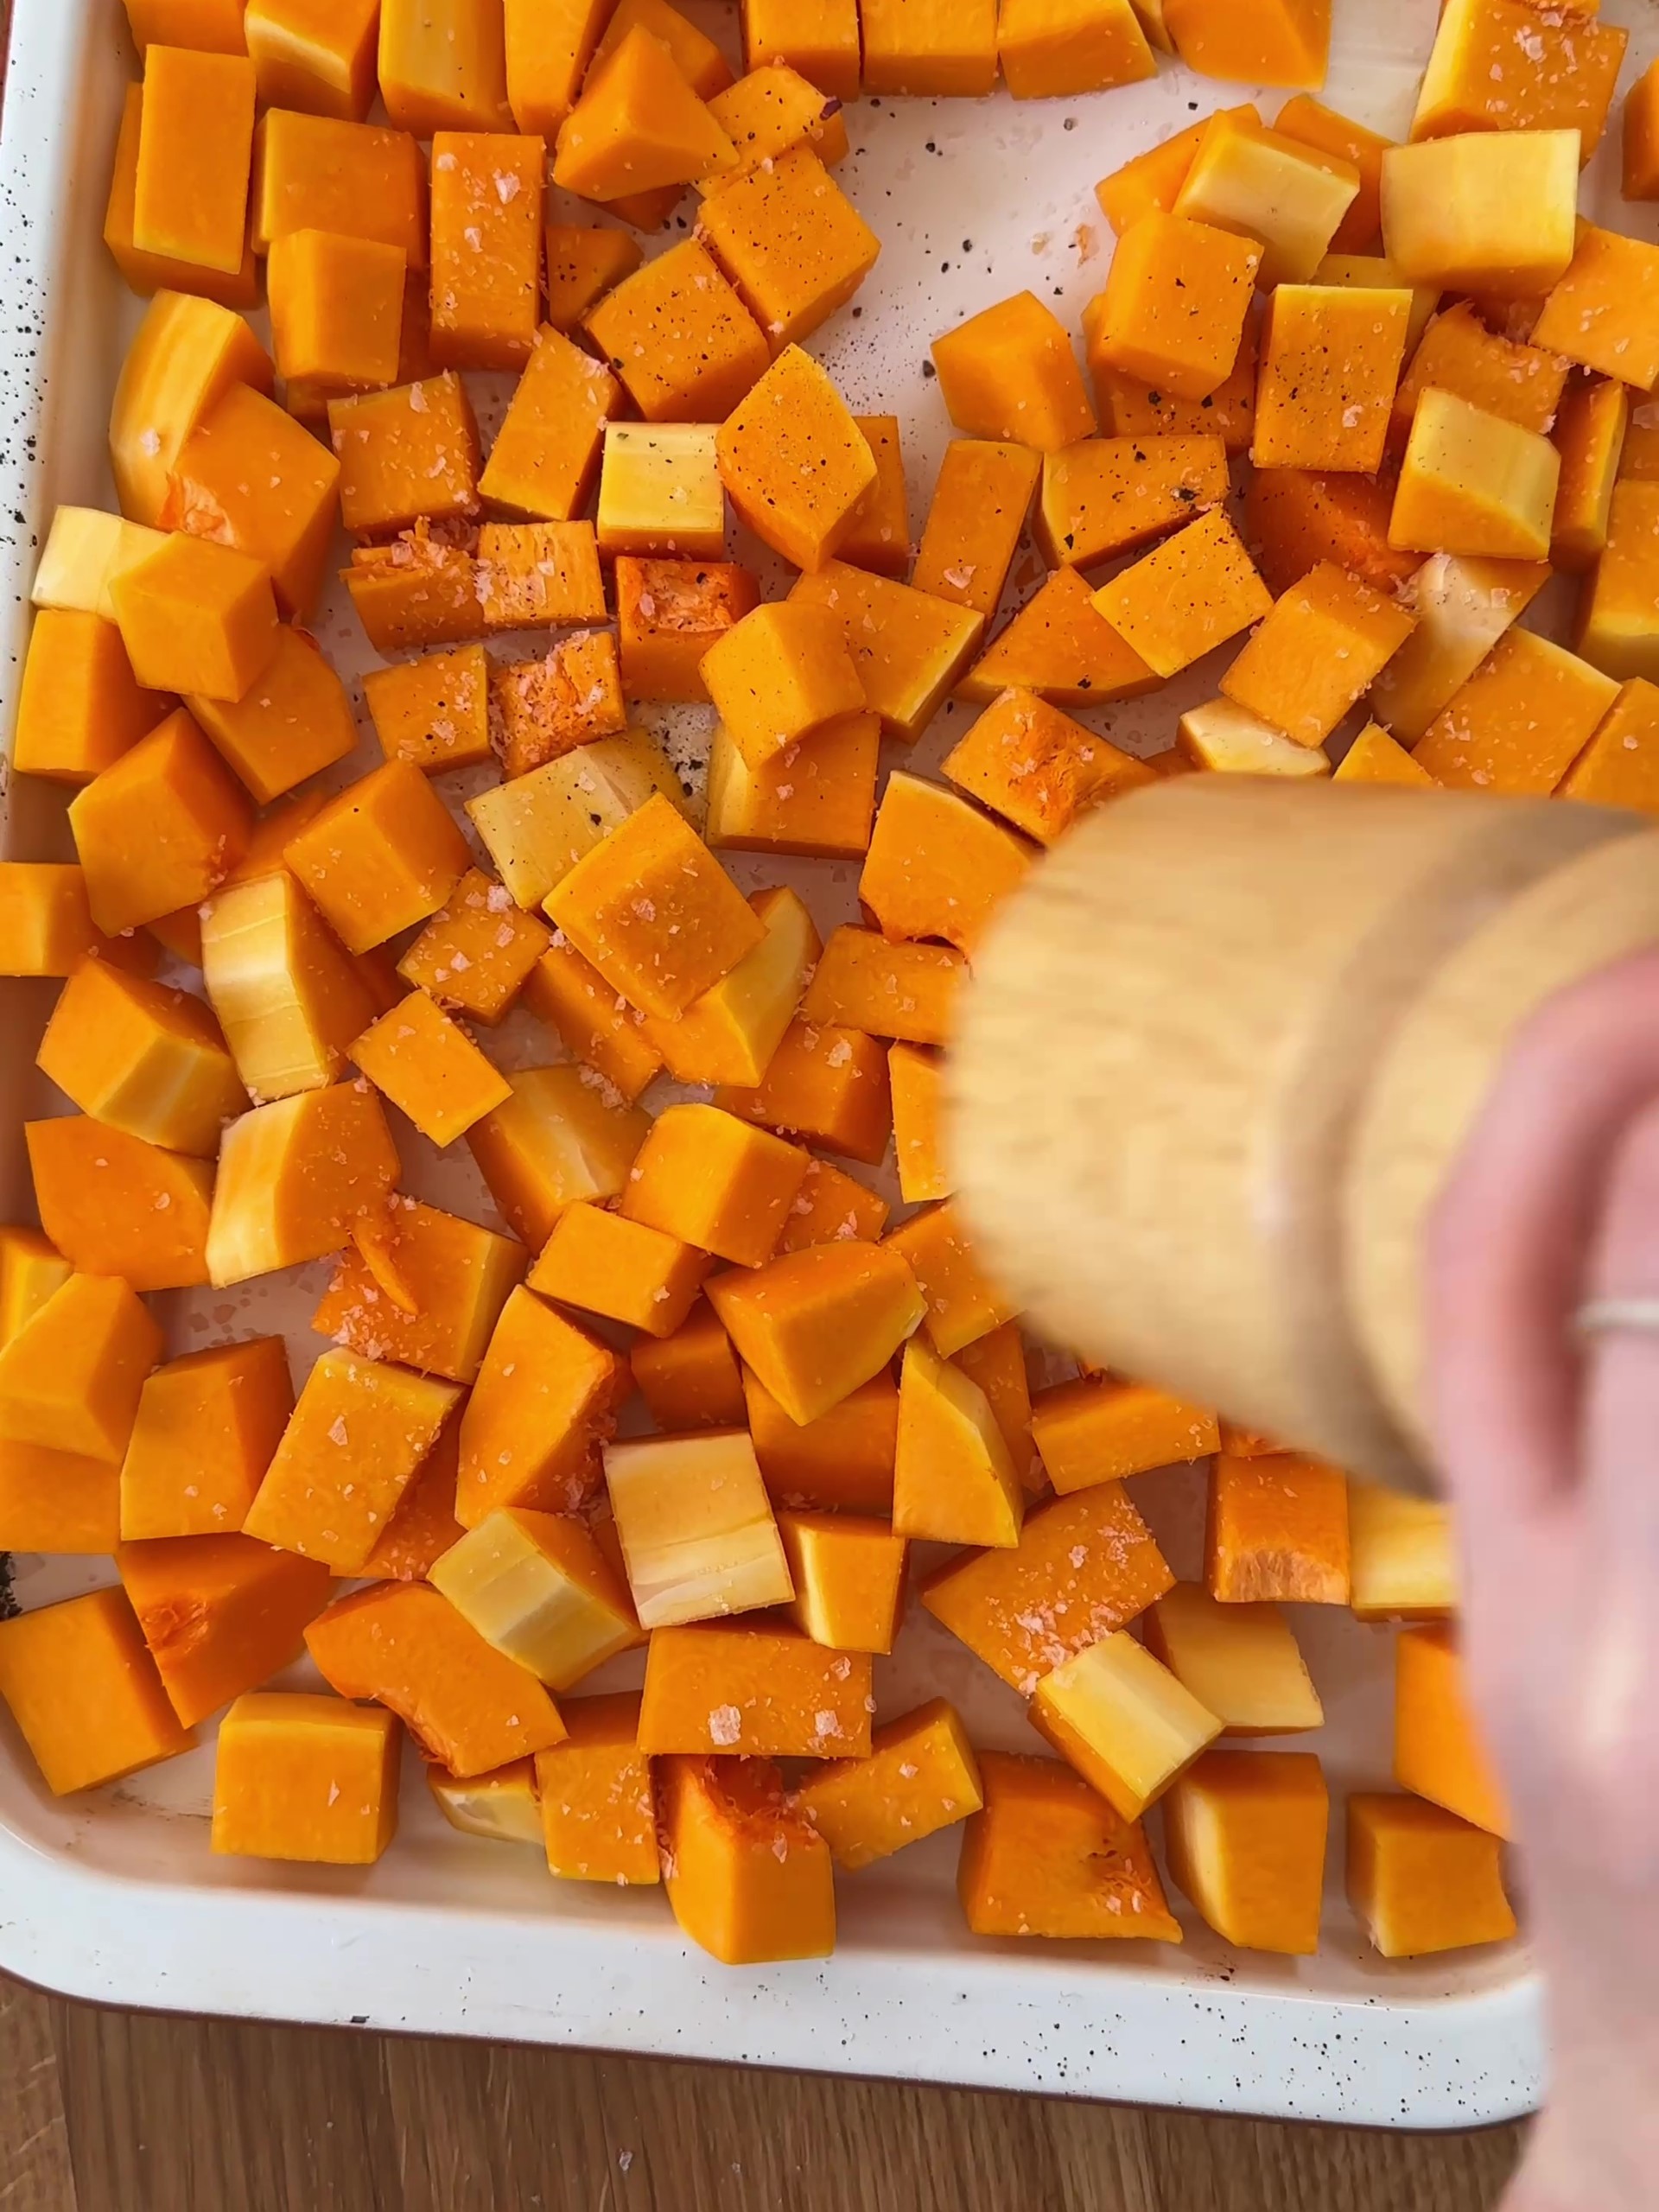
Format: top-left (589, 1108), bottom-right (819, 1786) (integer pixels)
top-left (0, 1440), bottom-right (121, 1557)
top-left (632, 1303), bottom-right (747, 1430)
top-left (616, 555), bottom-right (760, 702)
top-left (860, 0), bottom-right (996, 95)
top-left (861, 771), bottom-right (1028, 958)
top-left (788, 563), bottom-right (985, 739)
top-left (352, 1424), bottom-right (467, 1581)
top-left (1173, 118), bottom-right (1357, 289)
top-left (658, 1753), bottom-right (833, 1962)
top-left (119, 1338), bottom-right (293, 1541)
top-left (1245, 463), bottom-right (1418, 599)
top-left (1395, 1624), bottom-right (1510, 1837)
top-left (346, 990), bottom-right (508, 1146)
top-left (893, 1334), bottom-right (1023, 1548)
top-left (1315, 252), bottom-right (1437, 354)
top-left (1089, 214), bottom-right (1258, 403)
top-left (529, 1201), bottom-right (709, 1337)
top-left (307, 1580), bottom-right (563, 1777)
top-left (912, 439), bottom-right (1041, 618)
top-left (1391, 304), bottom-right (1567, 461)
top-left (163, 383), bottom-right (341, 624)
top-left (537, 1690), bottom-right (659, 1881)
top-left (205, 1080), bottom-right (399, 1285)
top-left (398, 867), bottom-right (549, 1027)
top-left (1411, 0), bottom-right (1624, 159)
top-left (118, 1530), bottom-right (331, 1726)
top-left (1370, 552), bottom-right (1548, 741)
top-left (709, 61), bottom-right (849, 181)
top-left (605, 1427), bottom-right (792, 1629)
top-left (268, 228), bottom-right (404, 397)
top-left (428, 130), bottom-right (545, 372)
top-left (957, 1323), bottom-right (1038, 1491)
top-left (715, 1014), bottom-right (893, 1163)
top-left (109, 534), bottom-right (278, 705)
top-left (1089, 299), bottom-right (1262, 456)
top-left (105, 82), bottom-right (259, 308)
top-left (363, 646), bottom-right (491, 779)
top-left (1559, 678), bottom-right (1659, 815)
top-left (15, 608), bottom-right (169, 785)
top-left (997, 0), bottom-right (1153, 97)
top-left (429, 1507), bottom-right (639, 1688)
top-left (708, 1242), bottom-right (924, 1427)
top-left (245, 1348), bottom-right (460, 1571)
top-left (596, 423), bottom-right (723, 559)
top-left (543, 222), bottom-right (643, 330)
top-left (1534, 223), bottom-right (1659, 396)
top-left (1334, 721), bottom-right (1436, 788)
top-left (1164, 1749), bottom-right (1328, 1954)
top-left (467, 1065), bottom-right (652, 1249)
top-left (642, 884), bottom-right (818, 1090)
top-left (1389, 389), bottom-right (1560, 562)
top-left (328, 374), bottom-right (480, 537)
top-left (743, 1365), bottom-right (897, 1513)
top-left (699, 146), bottom-right (879, 351)
top-left (1552, 378), bottom-right (1629, 576)
top-left (251, 110), bottom-right (428, 266)
top-left (133, 47), bottom-right (257, 278)
top-left (342, 529), bottom-right (482, 652)
top-left (0, 1228), bottom-right (72, 1351)
top-left (741, 0), bottom-right (860, 102)
top-left (1275, 95), bottom-right (1389, 252)
top-left (495, 633), bottom-right (637, 776)
top-left (283, 760), bottom-right (470, 954)
top-left (639, 1618), bottom-right (870, 1758)
top-left (702, 605), bottom-right (864, 773)
top-left (0, 1586), bottom-right (194, 1796)
top-left (1163, 0), bottom-right (1327, 90)
top-left (111, 291), bottom-right (274, 530)
top-left (1254, 283), bottom-right (1413, 475)
top-left (69, 709), bottom-right (252, 937)
top-left (313, 1198), bottom-right (526, 1386)
top-left (0, 1274), bottom-right (162, 1464)
top-left (922, 1482), bottom-right (1173, 1694)
top-left (621, 1102), bottom-right (807, 1267)
top-left (466, 726), bottom-right (688, 908)
top-left (1348, 1794), bottom-right (1516, 1960)
top-left (1094, 104), bottom-right (1258, 236)
top-left (716, 346), bottom-right (875, 571)
top-left (1380, 130), bottom-right (1580, 295)
top-left (1031, 1378), bottom-right (1218, 1493)
top-left (1626, 58), bottom-right (1659, 203)
top-left (32, 506), bottom-right (170, 624)
top-left (1207, 1451), bottom-right (1351, 1605)
top-left (1579, 480), bottom-right (1659, 683)
top-left (796, 1699), bottom-right (982, 1869)
top-left (776, 1510), bottom-right (906, 1655)
top-left (1348, 1480), bottom-right (1457, 1624)
top-left (889, 1043), bottom-right (947, 1205)
top-left (37, 961), bottom-right (244, 1156)
top-left (498, 0), bottom-right (606, 131)
top-left (585, 238), bottom-right (770, 423)
top-left (180, 637), bottom-right (348, 810)
top-left (245, 0), bottom-right (381, 118)
top-left (1143, 1581), bottom-right (1323, 1735)
top-left (472, 519), bottom-right (605, 633)
top-left (212, 1691), bottom-right (397, 1862)
top-left (553, 27), bottom-right (734, 202)
top-left (1037, 432), bottom-right (1230, 569)
top-left (200, 869), bottom-right (376, 1103)
top-left (519, 938), bottom-right (661, 1099)
top-left (1091, 507), bottom-right (1271, 679)
top-left (1177, 698), bottom-right (1333, 779)
top-left (1221, 563), bottom-right (1414, 748)
top-left (943, 686), bottom-right (1154, 843)
top-left (25, 1118), bottom-right (213, 1290)
top-left (800, 925), bottom-right (964, 1048)
top-left (885, 1200), bottom-right (1018, 1359)
top-left (1413, 628), bottom-right (1618, 794)
top-left (377, 0), bottom-right (511, 134)
top-left (931, 291), bottom-right (1095, 454)
top-left (458, 1285), bottom-right (626, 1522)
top-left (1031, 1630), bottom-right (1221, 1821)
top-left (958, 1750), bottom-right (1181, 1941)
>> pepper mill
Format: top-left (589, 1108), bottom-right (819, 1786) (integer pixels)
top-left (948, 778), bottom-right (1659, 1494)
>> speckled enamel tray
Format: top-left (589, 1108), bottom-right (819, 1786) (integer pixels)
top-left (0, 0), bottom-right (1573, 2123)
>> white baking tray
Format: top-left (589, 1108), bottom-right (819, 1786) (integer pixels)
top-left (0, 0), bottom-right (1588, 2123)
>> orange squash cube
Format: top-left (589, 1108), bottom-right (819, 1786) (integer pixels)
top-left (1552, 377), bottom-right (1630, 576)
top-left (956, 1323), bottom-right (1037, 1491)
top-left (1164, 0), bottom-right (1327, 88)
top-left (1395, 1623), bottom-right (1510, 1838)
top-left (213, 1691), bottom-right (398, 1862)
top-left (776, 1510), bottom-right (906, 1654)
top-left (205, 1080), bottom-right (399, 1285)
top-left (472, 520), bottom-right (607, 633)
top-left (1559, 678), bottom-right (1659, 815)
top-left (912, 439), bottom-right (1039, 618)
top-left (709, 1242), bottom-right (924, 1427)
top-left (543, 223), bottom-right (644, 330)
top-left (1221, 563), bottom-right (1415, 748)
top-left (1143, 1580), bottom-right (1324, 1736)
top-left (398, 867), bottom-right (550, 1023)
top-left (200, 868), bottom-right (377, 1103)
top-left (519, 938), bottom-right (662, 1099)
top-left (360, 1436), bottom-right (469, 1580)
top-left (1275, 94), bottom-right (1390, 252)
top-left (701, 602), bottom-right (867, 771)
top-left (1414, 628), bottom-right (1618, 794)
top-left (1390, 388), bottom-right (1560, 563)
top-left (0, 1227), bottom-right (72, 1351)
top-left (1164, 1748), bottom-right (1328, 1954)
top-left (859, 772), bottom-right (1028, 957)
top-left (109, 535), bottom-right (279, 705)
top-left (789, 562), bottom-right (985, 739)
top-left (640, 884), bottom-right (817, 1090)
top-left (932, 291), bottom-right (1095, 454)
top-left (1092, 507), bottom-right (1272, 680)
top-left (632, 1302), bottom-right (747, 1430)
top-left (715, 1014), bottom-right (893, 1164)
top-left (838, 415), bottom-right (910, 579)
top-left (267, 228), bottom-right (404, 392)
top-left (958, 1751), bottom-right (1181, 1942)
top-left (1391, 302), bottom-right (1567, 459)
top-left (348, 990), bottom-right (511, 1147)
top-left (1580, 480), bottom-right (1659, 683)
top-left (536, 1691), bottom-right (658, 1882)
top-left (1254, 283), bottom-right (1414, 476)
top-left (1627, 57), bottom-right (1659, 203)
top-left (307, 1580), bottom-right (563, 1777)
top-left (796, 1699), bottom-right (983, 1870)
top-left (1207, 1451), bottom-right (1351, 1605)
top-left (639, 1619), bottom-right (871, 1758)
top-left (36, 960), bottom-right (244, 1156)
top-left (552, 24), bottom-right (734, 200)
top-left (162, 383), bottom-right (340, 624)
top-left (1348, 1793), bottom-right (1516, 1960)
top-left (1031, 1378), bottom-right (1219, 1493)
top-left (997, 0), bottom-right (1154, 97)
top-left (943, 685), bottom-right (1153, 844)
top-left (616, 555), bottom-right (760, 703)
top-left (658, 1753), bottom-right (833, 1963)
top-left (717, 346), bottom-right (876, 572)
top-left (458, 1285), bottom-right (626, 1522)
top-left (779, 1158), bottom-right (890, 1254)
top-left (0, 1440), bottom-right (122, 1556)
top-left (342, 529), bottom-right (483, 652)
top-left (482, 328), bottom-right (620, 524)
top-left (743, 1366), bottom-right (898, 1514)
top-left (363, 645), bottom-right (491, 778)
top-left (0, 1273), bottom-right (162, 1464)
top-left (118, 1531), bottom-right (332, 1726)
top-left (860, 0), bottom-right (995, 92)
top-left (741, 0), bottom-right (860, 100)
top-left (133, 47), bottom-right (257, 278)
top-left (1333, 720), bottom-right (1436, 789)
top-left (251, 110), bottom-right (428, 266)
top-left (1030, 1630), bottom-right (1220, 1821)
top-left (700, 146), bottom-right (880, 351)
top-left (1245, 463), bottom-right (1419, 600)
top-left (885, 1201), bottom-right (1018, 1360)
top-left (0, 865), bottom-right (140, 978)
top-left (800, 926), bottom-right (964, 1049)
top-left (245, 0), bottom-right (383, 119)
top-left (105, 84), bottom-right (259, 308)
top-left (119, 1338), bottom-right (294, 1541)
top-left (188, 626), bottom-right (357, 804)
top-left (1088, 214), bottom-right (1258, 404)
top-left (1412, 0), bottom-right (1625, 157)
top-left (110, 291), bottom-right (274, 530)
top-left (586, 238), bottom-right (770, 423)
top-left (0, 1586), bottom-right (194, 1796)
top-left (313, 1198), bottom-right (525, 1386)
top-left (428, 130), bottom-right (545, 372)
top-left (15, 607), bottom-right (170, 785)
top-left (467, 1065), bottom-right (652, 1249)
top-left (921, 1482), bottom-right (1173, 1694)
top-left (25, 1117), bottom-right (213, 1291)
top-left (1038, 432), bottom-right (1230, 570)
top-left (889, 1043), bottom-right (947, 1205)
top-left (529, 1201), bottom-right (709, 1338)
top-left (328, 374), bottom-right (480, 537)
top-left (621, 1102), bottom-right (808, 1267)
top-left (893, 1334), bottom-right (1023, 1548)
top-left (283, 760), bottom-right (471, 953)
top-left (377, 0), bottom-right (510, 133)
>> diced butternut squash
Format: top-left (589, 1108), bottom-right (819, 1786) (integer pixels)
top-left (701, 146), bottom-right (879, 351)
top-left (312, 1198), bottom-right (526, 1386)
top-left (859, 772), bottom-right (1028, 957)
top-left (119, 1338), bottom-right (293, 1541)
top-left (1091, 507), bottom-right (1271, 679)
top-left (1164, 0), bottom-right (1327, 90)
top-left (1088, 214), bottom-right (1258, 403)
top-left (1031, 1630), bottom-right (1221, 1821)
top-left (912, 440), bottom-right (1040, 618)
top-left (1221, 563), bottom-right (1415, 748)
top-left (205, 1080), bottom-right (398, 1286)
top-left (597, 423), bottom-right (722, 559)
top-left (707, 60), bottom-right (847, 179)
top-left (251, 110), bottom-right (428, 265)
top-left (467, 727), bottom-right (688, 910)
top-left (68, 707), bottom-right (253, 941)
top-left (1178, 697), bottom-right (1332, 779)
top-left (605, 1427), bottom-right (792, 1629)
top-left (1627, 58), bottom-right (1659, 203)
top-left (1580, 480), bottom-right (1659, 683)
top-left (1333, 721), bottom-right (1436, 789)
top-left (639, 1619), bottom-right (871, 1758)
top-left (111, 291), bottom-right (274, 529)
top-left (200, 868), bottom-right (377, 1103)
top-left (800, 926), bottom-right (964, 1049)
top-left (307, 1580), bottom-right (563, 1777)
top-left (741, 0), bottom-right (861, 102)
top-left (997, 0), bottom-right (1154, 98)
top-left (1348, 1794), bottom-right (1516, 1960)
top-left (553, 25), bottom-right (734, 202)
top-left (1370, 552), bottom-right (1548, 742)
top-left (361, 1436), bottom-right (468, 1584)
top-left (213, 1693), bottom-right (398, 1862)
top-left (586, 238), bottom-right (770, 423)
top-left (1348, 1481), bottom-right (1457, 1623)
top-left (163, 383), bottom-right (340, 625)
top-left (342, 527), bottom-right (483, 652)
top-left (860, 0), bottom-right (996, 94)
top-left (0, 1440), bottom-right (113, 1555)
top-left (429, 131), bottom-right (545, 372)
top-left (708, 1241), bottom-right (924, 1427)
top-left (702, 602), bottom-right (866, 770)
top-left (1245, 463), bottom-right (1418, 599)
top-left (328, 373), bottom-right (480, 537)
top-left (0, 1274), bottom-right (162, 1464)
top-left (1275, 96), bottom-right (1389, 252)
top-left (118, 1531), bottom-right (330, 1726)
top-left (658, 1754), bottom-right (834, 1963)
top-left (1173, 118), bottom-right (1357, 289)
top-left (530, 1201), bottom-right (708, 1338)
top-left (944, 685), bottom-right (1153, 844)
top-left (25, 1117), bottom-right (213, 1291)
top-left (1207, 1452), bottom-right (1351, 1605)
top-left (743, 1365), bottom-right (897, 1515)
top-left (0, 1229), bottom-right (73, 1351)
top-left (886, 1200), bottom-right (1020, 1359)
top-left (348, 990), bottom-right (510, 1147)
top-left (457, 1285), bottom-right (626, 1523)
top-left (1094, 104), bottom-right (1258, 235)
top-left (889, 1044), bottom-right (947, 1205)
top-left (1553, 378), bottom-right (1629, 575)
top-left (1254, 283), bottom-right (1413, 475)
top-left (715, 1014), bottom-right (893, 1163)
top-left (1038, 433), bottom-right (1230, 569)
top-left (543, 222), bottom-right (643, 329)
top-left (1381, 130), bottom-right (1580, 295)
top-left (717, 346), bottom-right (875, 570)
top-left (932, 291), bottom-right (1095, 454)
top-left (957, 1324), bottom-right (1038, 1491)
top-left (1089, 296), bottom-right (1262, 455)
top-left (1164, 1749), bottom-right (1328, 1954)
top-left (837, 415), bottom-right (911, 578)
top-left (777, 1510), bottom-right (906, 1655)
top-left (1143, 1582), bottom-right (1324, 1736)
top-left (789, 563), bottom-right (985, 739)
top-left (364, 645), bottom-right (491, 779)
top-left (0, 1586), bottom-right (194, 1796)
top-left (1412, 0), bottom-right (1624, 157)
top-left (958, 1751), bottom-right (1181, 1941)
top-left (188, 626), bottom-right (357, 804)
top-left (37, 961), bottom-right (242, 1165)
top-left (1395, 1624), bottom-right (1510, 1838)
top-left (133, 47), bottom-right (257, 279)
top-left (283, 760), bottom-right (470, 955)
top-left (797, 1699), bottom-right (982, 1869)
top-left (377, 0), bottom-right (511, 134)
top-left (109, 535), bottom-right (278, 705)
top-left (537, 1690), bottom-right (659, 1881)
top-left (621, 1101), bottom-right (808, 1266)
top-left (429, 1507), bottom-right (639, 1688)
top-left (1031, 1377), bottom-right (1219, 1493)
top-left (617, 555), bottom-right (760, 702)
top-left (1559, 679), bottom-right (1659, 815)
top-left (15, 608), bottom-right (170, 785)
top-left (1413, 629), bottom-right (1618, 794)
top-left (519, 939), bottom-right (662, 1101)
top-left (642, 885), bottom-right (817, 1090)
top-left (399, 867), bottom-right (550, 1024)
top-left (468, 1065), bottom-right (650, 1249)
top-left (105, 83), bottom-right (259, 308)
top-left (1389, 389), bottom-right (1560, 562)
top-left (33, 507), bottom-right (172, 626)
top-left (631, 1303), bottom-right (747, 1431)
top-left (893, 1333), bottom-right (1023, 1548)
top-left (245, 0), bottom-right (382, 119)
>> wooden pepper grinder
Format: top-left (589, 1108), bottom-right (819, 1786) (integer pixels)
top-left (948, 778), bottom-right (1659, 1494)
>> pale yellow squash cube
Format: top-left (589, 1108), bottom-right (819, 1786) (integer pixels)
top-left (1379, 130), bottom-right (1580, 294)
top-left (1176, 700), bottom-right (1332, 779)
top-left (1141, 1581), bottom-right (1323, 1736)
top-left (1348, 1481), bottom-right (1458, 1623)
top-left (604, 1427), bottom-right (793, 1630)
top-left (427, 1758), bottom-right (543, 1844)
top-left (643, 885), bottom-right (819, 1089)
top-left (1389, 390), bottom-right (1560, 563)
top-left (596, 423), bottom-right (726, 561)
top-left (465, 728), bottom-right (688, 908)
top-left (1369, 552), bottom-right (1548, 742)
top-left (1173, 119), bottom-right (1359, 288)
top-left (1030, 1630), bottom-right (1221, 1821)
top-left (428, 1506), bottom-right (641, 1688)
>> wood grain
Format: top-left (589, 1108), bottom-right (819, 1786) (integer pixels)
top-left (0, 1967), bottom-right (1524, 2212)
